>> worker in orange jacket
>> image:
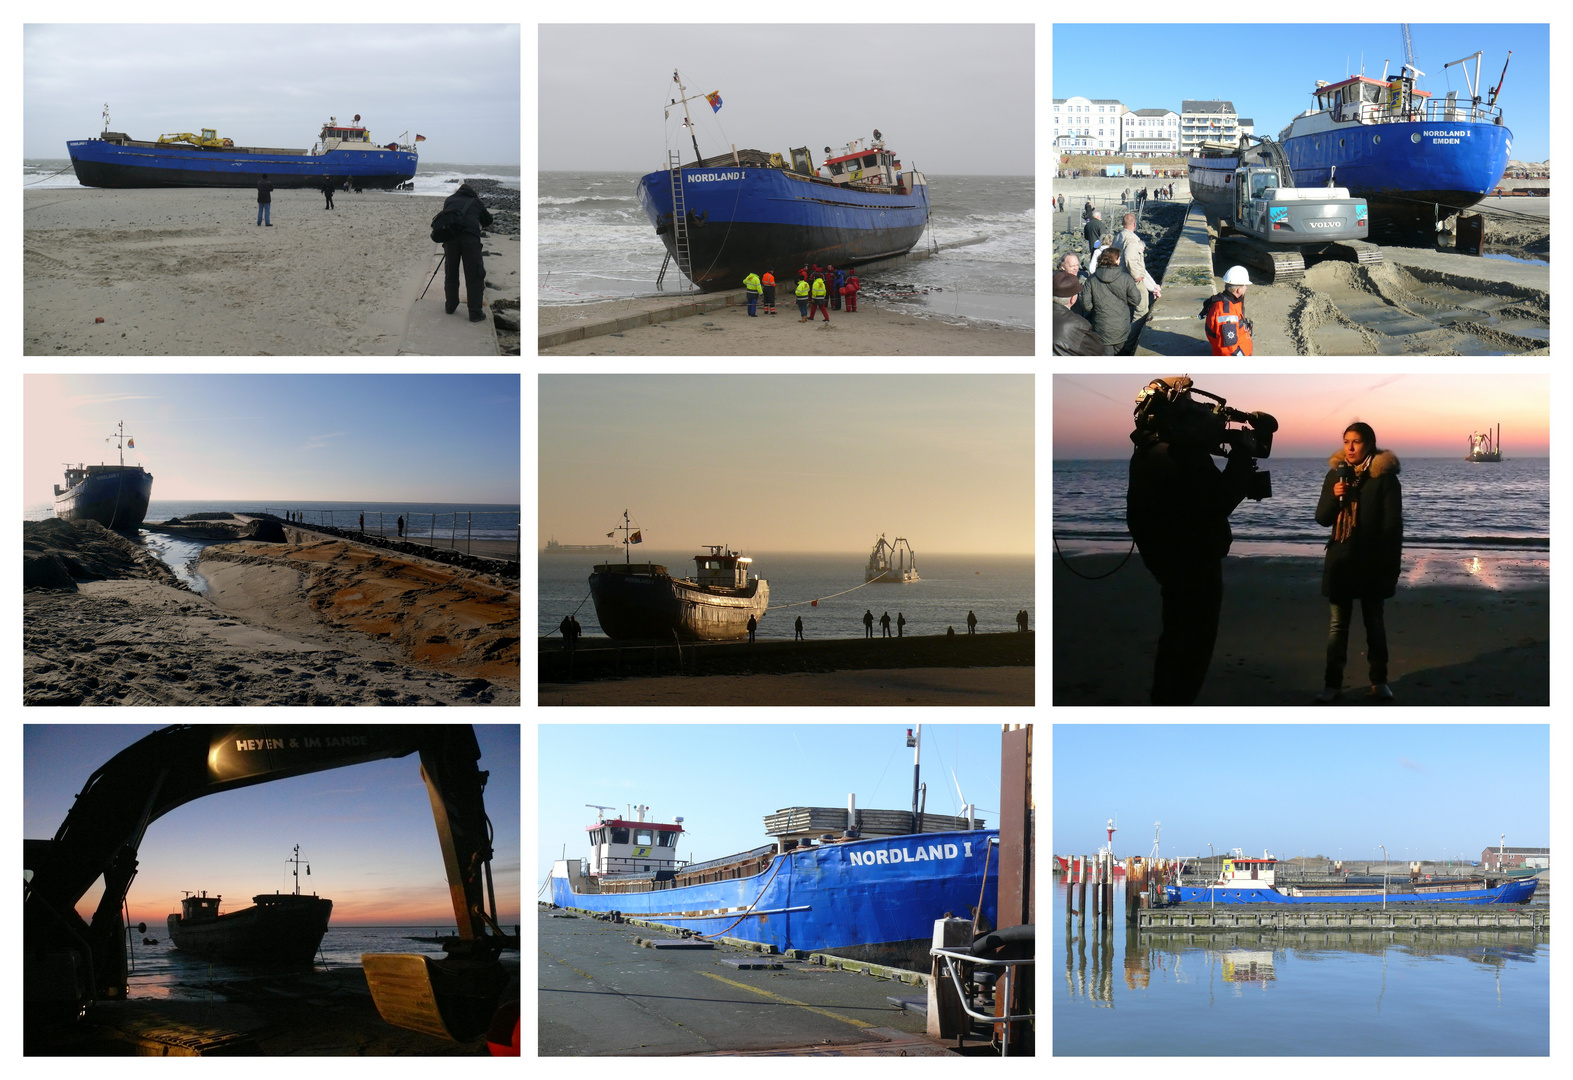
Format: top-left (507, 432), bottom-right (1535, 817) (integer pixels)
top-left (761, 269), bottom-right (777, 315)
top-left (1203, 265), bottom-right (1254, 355)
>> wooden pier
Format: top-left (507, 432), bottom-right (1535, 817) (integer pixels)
top-left (1138, 904), bottom-right (1548, 931)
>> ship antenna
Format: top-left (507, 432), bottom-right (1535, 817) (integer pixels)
top-left (288, 843), bottom-right (311, 895)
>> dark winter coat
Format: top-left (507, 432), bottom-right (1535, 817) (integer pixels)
top-left (1315, 449), bottom-right (1403, 600)
top-left (442, 184), bottom-right (495, 239)
top-left (1127, 436), bottom-right (1254, 576)
top-left (256, 179), bottom-right (274, 204)
top-left (1053, 302), bottom-right (1103, 356)
top-left (1080, 264), bottom-right (1143, 351)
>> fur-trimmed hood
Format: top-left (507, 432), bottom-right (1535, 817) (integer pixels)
top-left (1327, 448), bottom-right (1401, 476)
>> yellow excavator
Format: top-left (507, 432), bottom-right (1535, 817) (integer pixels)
top-left (24, 725), bottom-right (518, 1050)
top-left (156, 128), bottom-right (235, 149)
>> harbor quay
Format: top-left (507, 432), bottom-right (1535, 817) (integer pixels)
top-left (538, 907), bottom-right (997, 1056)
top-left (1138, 904), bottom-right (1548, 931)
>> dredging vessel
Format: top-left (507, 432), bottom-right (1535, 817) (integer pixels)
top-left (53, 421), bottom-right (153, 530)
top-left (1276, 42), bottom-right (1513, 227)
top-left (1165, 854), bottom-right (1538, 905)
top-left (543, 537), bottom-right (620, 555)
top-left (549, 801), bottom-right (997, 969)
top-left (865, 534), bottom-right (919, 583)
top-left (635, 70), bottom-right (929, 291)
top-left (166, 847), bottom-right (332, 965)
top-left (1467, 423), bottom-right (1503, 462)
top-left (587, 512), bottom-right (768, 640)
top-left (67, 111), bottom-right (419, 189)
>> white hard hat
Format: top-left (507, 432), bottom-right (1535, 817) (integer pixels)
top-left (1223, 266), bottom-right (1251, 286)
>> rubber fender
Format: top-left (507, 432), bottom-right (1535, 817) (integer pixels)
top-left (971, 923), bottom-right (1035, 960)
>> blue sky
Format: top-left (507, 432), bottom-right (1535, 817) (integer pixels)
top-left (25, 725), bottom-right (520, 927)
top-left (1053, 23), bottom-right (1548, 162)
top-left (25, 374), bottom-right (520, 505)
top-left (1054, 725), bottom-right (1548, 864)
top-left (538, 724), bottom-right (1006, 886)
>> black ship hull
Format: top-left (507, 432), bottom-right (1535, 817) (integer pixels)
top-left (167, 894), bottom-right (333, 966)
top-left (53, 467), bottom-right (153, 529)
top-left (588, 564), bottom-right (768, 641)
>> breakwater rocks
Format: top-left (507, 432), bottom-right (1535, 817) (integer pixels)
top-left (24, 518), bottom-right (184, 591)
top-left (462, 177), bottom-right (521, 238)
top-left (260, 515), bottom-right (519, 580)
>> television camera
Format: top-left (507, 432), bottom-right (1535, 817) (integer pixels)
top-left (1132, 376), bottom-right (1279, 500)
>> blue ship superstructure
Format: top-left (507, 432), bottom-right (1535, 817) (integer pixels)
top-left (550, 804), bottom-right (997, 968)
top-left (636, 137), bottom-right (929, 291)
top-left (67, 116), bottom-right (418, 189)
top-left (1165, 855), bottom-right (1538, 905)
top-left (1277, 62), bottom-right (1512, 224)
top-left (53, 422), bottom-right (153, 530)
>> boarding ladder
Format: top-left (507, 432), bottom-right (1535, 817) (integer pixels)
top-left (656, 151), bottom-right (694, 291)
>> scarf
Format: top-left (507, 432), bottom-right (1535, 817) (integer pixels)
top-left (1332, 454), bottom-right (1373, 543)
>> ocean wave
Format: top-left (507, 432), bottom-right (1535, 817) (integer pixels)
top-left (538, 194), bottom-right (637, 206)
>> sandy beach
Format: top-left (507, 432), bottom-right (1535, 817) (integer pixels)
top-left (539, 295), bottom-right (1034, 355)
top-left (23, 519), bottom-right (519, 705)
top-left (24, 186), bottom-right (520, 355)
top-left (541, 666), bottom-right (1034, 706)
top-left (1053, 551), bottom-right (1549, 706)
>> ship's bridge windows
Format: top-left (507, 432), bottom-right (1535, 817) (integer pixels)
top-left (609, 827), bottom-right (630, 844)
top-left (634, 829), bottom-right (654, 846)
top-left (657, 831), bottom-right (676, 848)
top-left (862, 154), bottom-right (878, 169)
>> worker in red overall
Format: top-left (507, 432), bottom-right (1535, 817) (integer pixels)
top-left (844, 271), bottom-right (860, 313)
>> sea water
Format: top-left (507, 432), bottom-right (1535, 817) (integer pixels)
top-left (1054, 880), bottom-right (1549, 1056)
top-left (539, 550), bottom-right (1033, 640)
top-left (1053, 457), bottom-right (1549, 570)
top-left (538, 170), bottom-right (1034, 328)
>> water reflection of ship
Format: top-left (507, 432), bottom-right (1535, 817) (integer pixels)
top-left (1467, 423), bottom-right (1503, 462)
top-left (1220, 948), bottom-right (1276, 985)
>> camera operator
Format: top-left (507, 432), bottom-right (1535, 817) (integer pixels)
top-left (1126, 377), bottom-right (1257, 705)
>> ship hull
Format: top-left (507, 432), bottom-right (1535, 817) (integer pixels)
top-left (53, 468), bottom-right (153, 529)
top-left (167, 895), bottom-right (333, 965)
top-left (67, 139), bottom-right (418, 189)
top-left (551, 829), bottom-right (998, 969)
top-left (588, 565), bottom-right (768, 641)
top-left (1167, 877), bottom-right (1537, 905)
top-left (636, 165), bottom-right (929, 291)
top-left (1187, 156), bottom-right (1239, 212)
top-left (1279, 116), bottom-right (1512, 219)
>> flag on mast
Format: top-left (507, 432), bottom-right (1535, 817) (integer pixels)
top-left (706, 91), bottom-right (723, 113)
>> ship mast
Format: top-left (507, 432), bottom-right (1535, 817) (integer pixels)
top-left (671, 69), bottom-right (704, 165)
top-left (108, 420), bottom-right (135, 467)
top-left (287, 843), bottom-right (311, 896)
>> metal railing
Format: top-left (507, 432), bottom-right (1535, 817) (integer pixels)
top-left (930, 946), bottom-right (1034, 1057)
top-left (261, 508), bottom-right (520, 559)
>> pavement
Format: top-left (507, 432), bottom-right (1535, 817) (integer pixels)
top-left (537, 289), bottom-right (749, 350)
top-left (398, 254), bottom-right (499, 355)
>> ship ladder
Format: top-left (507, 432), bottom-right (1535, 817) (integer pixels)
top-left (661, 150), bottom-right (695, 291)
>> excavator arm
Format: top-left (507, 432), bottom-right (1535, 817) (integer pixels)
top-left (24, 725), bottom-right (512, 1041)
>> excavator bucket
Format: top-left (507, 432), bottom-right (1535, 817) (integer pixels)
top-left (362, 953), bottom-right (506, 1043)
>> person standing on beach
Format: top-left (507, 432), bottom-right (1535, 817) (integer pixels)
top-left (559, 615), bottom-right (577, 653)
top-left (880, 611), bottom-right (892, 638)
top-left (1083, 209), bottom-right (1103, 255)
top-left (794, 615), bottom-right (804, 641)
top-left (863, 609), bottom-right (874, 639)
top-left (966, 610), bottom-right (978, 634)
top-left (845, 271), bottom-right (859, 313)
top-left (796, 277), bottom-right (811, 321)
top-left (1314, 422), bottom-right (1403, 703)
top-left (441, 182), bottom-right (494, 322)
top-left (747, 613), bottom-right (758, 643)
top-left (762, 268), bottom-right (776, 315)
top-left (321, 176), bottom-right (335, 210)
top-left (810, 275), bottom-right (830, 322)
top-left (397, 515), bottom-right (404, 538)
top-left (256, 175), bottom-right (274, 226)
top-left (359, 512), bottom-right (364, 533)
top-left (897, 612), bottom-right (905, 637)
top-left (1080, 248), bottom-right (1143, 355)
top-left (1126, 377), bottom-right (1255, 705)
top-left (742, 270), bottom-right (762, 316)
top-left (1115, 212), bottom-right (1160, 320)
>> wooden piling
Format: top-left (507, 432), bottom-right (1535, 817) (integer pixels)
top-left (1078, 857), bottom-right (1089, 928)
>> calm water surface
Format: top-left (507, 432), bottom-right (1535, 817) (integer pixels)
top-left (1054, 881), bottom-right (1549, 1056)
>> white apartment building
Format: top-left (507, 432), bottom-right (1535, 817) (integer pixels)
top-left (1054, 97), bottom-right (1127, 154)
top-left (1181, 99), bottom-right (1241, 153)
top-left (1122, 109), bottom-right (1181, 155)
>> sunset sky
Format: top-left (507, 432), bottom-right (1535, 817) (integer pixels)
top-left (24, 725), bottom-right (520, 928)
top-left (539, 375), bottom-right (1034, 555)
top-left (1053, 374), bottom-right (1549, 458)
top-left (24, 374), bottom-right (521, 507)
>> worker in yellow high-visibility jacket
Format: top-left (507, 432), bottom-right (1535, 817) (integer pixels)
top-left (809, 274), bottom-right (830, 322)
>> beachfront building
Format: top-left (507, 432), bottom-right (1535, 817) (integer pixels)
top-left (1054, 97), bottom-right (1128, 155)
top-left (1480, 844), bottom-right (1550, 871)
top-left (1181, 99), bottom-right (1241, 154)
top-left (1121, 109), bottom-right (1180, 156)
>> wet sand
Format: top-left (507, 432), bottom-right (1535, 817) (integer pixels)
top-left (539, 295), bottom-right (1034, 355)
top-left (23, 520), bottom-right (519, 705)
top-left (24, 186), bottom-right (520, 355)
top-left (1053, 551), bottom-right (1549, 706)
top-left (541, 667), bottom-right (1034, 706)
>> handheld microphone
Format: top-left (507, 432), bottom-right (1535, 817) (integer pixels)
top-left (1336, 463), bottom-right (1356, 504)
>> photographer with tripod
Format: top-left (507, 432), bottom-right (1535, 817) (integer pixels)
top-left (1126, 377), bottom-right (1276, 705)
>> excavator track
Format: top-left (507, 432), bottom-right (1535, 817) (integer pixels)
top-left (1332, 239), bottom-right (1384, 266)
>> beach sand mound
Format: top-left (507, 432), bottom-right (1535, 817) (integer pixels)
top-left (203, 539), bottom-right (520, 683)
top-left (23, 518), bottom-right (182, 590)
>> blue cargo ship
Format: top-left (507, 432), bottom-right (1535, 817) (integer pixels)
top-left (1166, 855), bottom-right (1538, 905)
top-left (1276, 53), bottom-right (1513, 224)
top-left (67, 115), bottom-right (418, 189)
top-left (53, 422), bottom-right (153, 530)
top-left (635, 71), bottom-right (929, 290)
top-left (549, 804), bottom-right (998, 969)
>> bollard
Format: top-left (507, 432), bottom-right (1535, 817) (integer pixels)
top-left (1078, 857), bottom-right (1089, 929)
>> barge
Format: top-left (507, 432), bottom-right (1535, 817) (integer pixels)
top-left (166, 846), bottom-right (332, 965)
top-left (1166, 855), bottom-right (1538, 905)
top-left (53, 421), bottom-right (153, 530)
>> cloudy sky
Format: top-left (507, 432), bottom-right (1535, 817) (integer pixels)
top-left (24, 23), bottom-right (521, 164)
top-left (540, 23), bottom-right (1035, 175)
